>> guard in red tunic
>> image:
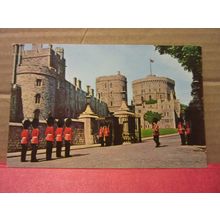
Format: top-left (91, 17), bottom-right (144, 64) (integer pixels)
top-left (64, 118), bottom-right (73, 157)
top-left (152, 118), bottom-right (160, 147)
top-left (45, 116), bottom-right (55, 160)
top-left (31, 118), bottom-right (40, 162)
top-left (20, 119), bottom-right (31, 162)
top-left (185, 121), bottom-right (191, 145)
top-left (103, 124), bottom-right (110, 146)
top-left (98, 123), bottom-right (104, 146)
top-left (178, 119), bottom-right (186, 145)
top-left (55, 118), bottom-right (64, 157)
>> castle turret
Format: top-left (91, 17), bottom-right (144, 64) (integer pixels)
top-left (96, 71), bottom-right (128, 112)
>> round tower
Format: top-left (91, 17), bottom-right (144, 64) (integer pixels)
top-left (96, 71), bottom-right (127, 113)
top-left (16, 65), bottom-right (57, 120)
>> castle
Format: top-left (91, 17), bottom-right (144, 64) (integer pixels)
top-left (132, 74), bottom-right (181, 128)
top-left (10, 44), bottom-right (180, 130)
top-left (10, 44), bottom-right (108, 122)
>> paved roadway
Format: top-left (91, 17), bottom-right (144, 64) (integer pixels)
top-left (7, 135), bottom-right (207, 168)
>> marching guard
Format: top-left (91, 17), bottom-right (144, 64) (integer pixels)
top-left (64, 118), bottom-right (73, 157)
top-left (98, 123), bottom-right (104, 146)
top-left (185, 121), bottom-right (191, 145)
top-left (103, 124), bottom-right (110, 146)
top-left (55, 118), bottom-right (64, 157)
top-left (178, 119), bottom-right (186, 145)
top-left (152, 118), bottom-right (160, 147)
top-left (45, 116), bottom-right (55, 160)
top-left (30, 118), bottom-right (40, 162)
top-left (20, 119), bottom-right (31, 162)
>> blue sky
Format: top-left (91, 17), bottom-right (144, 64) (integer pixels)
top-left (25, 44), bottom-right (193, 105)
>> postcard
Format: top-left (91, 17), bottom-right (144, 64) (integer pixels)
top-left (7, 44), bottom-right (206, 168)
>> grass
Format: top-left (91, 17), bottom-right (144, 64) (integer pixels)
top-left (141, 128), bottom-right (178, 138)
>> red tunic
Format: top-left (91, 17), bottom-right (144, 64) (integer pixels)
top-left (178, 123), bottom-right (185, 134)
top-left (186, 124), bottom-right (190, 135)
top-left (99, 127), bottom-right (104, 137)
top-left (64, 127), bottom-right (73, 141)
top-left (152, 124), bottom-right (159, 136)
top-left (55, 127), bottom-right (63, 142)
top-left (45, 126), bottom-right (54, 142)
top-left (104, 127), bottom-right (110, 137)
top-left (31, 128), bottom-right (40, 144)
top-left (21, 129), bottom-right (29, 144)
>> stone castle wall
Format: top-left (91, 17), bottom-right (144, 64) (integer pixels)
top-left (12, 45), bottom-right (108, 121)
top-left (96, 71), bottom-right (127, 113)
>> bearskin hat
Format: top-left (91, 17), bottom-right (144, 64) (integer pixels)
top-left (32, 118), bottom-right (39, 128)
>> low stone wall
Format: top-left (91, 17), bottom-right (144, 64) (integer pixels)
top-left (8, 119), bottom-right (85, 152)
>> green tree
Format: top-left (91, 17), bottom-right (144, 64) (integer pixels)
top-left (144, 111), bottom-right (162, 124)
top-left (155, 45), bottom-right (205, 145)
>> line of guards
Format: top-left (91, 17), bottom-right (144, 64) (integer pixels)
top-left (20, 117), bottom-right (73, 162)
top-left (20, 117), bottom-right (111, 162)
top-left (20, 116), bottom-right (191, 162)
top-left (98, 123), bottom-right (111, 146)
top-left (177, 120), bottom-right (191, 145)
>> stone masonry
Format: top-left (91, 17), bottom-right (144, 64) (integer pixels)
top-left (96, 71), bottom-right (128, 113)
top-left (132, 74), bottom-right (181, 129)
top-left (10, 44), bottom-right (108, 122)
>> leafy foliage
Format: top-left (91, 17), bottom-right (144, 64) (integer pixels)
top-left (145, 99), bottom-right (157, 105)
top-left (144, 111), bottom-right (162, 124)
top-left (155, 46), bottom-right (202, 75)
top-left (180, 103), bottom-right (188, 111)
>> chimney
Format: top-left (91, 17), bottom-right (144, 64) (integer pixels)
top-left (78, 80), bottom-right (81, 89)
top-left (91, 88), bottom-right (94, 96)
top-left (86, 85), bottom-right (91, 95)
top-left (73, 77), bottom-right (77, 86)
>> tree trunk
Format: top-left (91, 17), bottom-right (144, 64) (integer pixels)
top-left (188, 71), bottom-right (206, 145)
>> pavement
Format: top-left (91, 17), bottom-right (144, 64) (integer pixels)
top-left (7, 134), bottom-right (207, 168)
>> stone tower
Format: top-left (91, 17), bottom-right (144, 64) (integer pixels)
top-left (15, 44), bottom-right (66, 120)
top-left (132, 74), bottom-right (181, 128)
top-left (96, 71), bottom-right (128, 113)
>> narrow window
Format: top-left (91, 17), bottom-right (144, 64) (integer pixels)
top-left (36, 79), bottom-right (42, 86)
top-left (35, 94), bottom-right (41, 104)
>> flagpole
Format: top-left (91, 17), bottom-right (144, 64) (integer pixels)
top-left (150, 59), bottom-right (152, 75)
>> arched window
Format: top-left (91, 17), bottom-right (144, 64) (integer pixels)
top-left (35, 94), bottom-right (41, 104)
top-left (33, 109), bottom-right (40, 119)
